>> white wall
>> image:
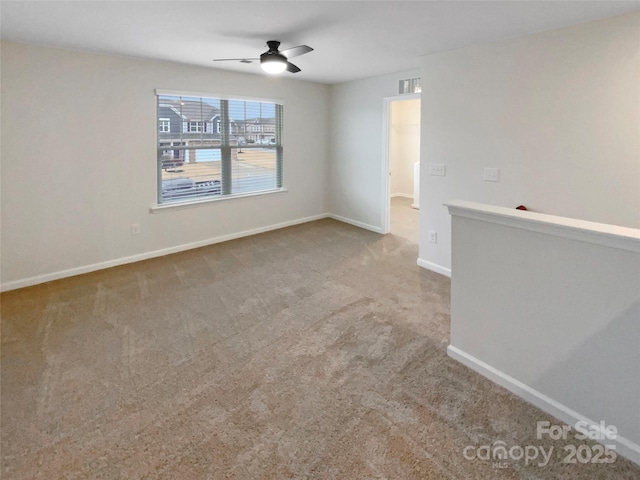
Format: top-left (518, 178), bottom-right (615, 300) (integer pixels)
top-left (0, 42), bottom-right (330, 288)
top-left (329, 69), bottom-right (420, 231)
top-left (447, 201), bottom-right (640, 465)
top-left (419, 12), bottom-right (640, 274)
top-left (390, 99), bottom-right (420, 198)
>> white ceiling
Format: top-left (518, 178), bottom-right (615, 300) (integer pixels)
top-left (2, 1), bottom-right (638, 84)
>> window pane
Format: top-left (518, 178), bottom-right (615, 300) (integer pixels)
top-left (160, 148), bottom-right (222, 203)
top-left (231, 147), bottom-right (278, 194)
top-left (157, 95), bottom-right (222, 141)
top-left (228, 100), bottom-right (279, 147)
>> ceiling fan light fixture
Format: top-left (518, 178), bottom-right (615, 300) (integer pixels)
top-left (214, 40), bottom-right (311, 74)
top-left (261, 53), bottom-right (287, 74)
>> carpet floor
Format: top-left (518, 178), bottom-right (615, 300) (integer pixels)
top-left (2, 218), bottom-right (639, 479)
top-left (390, 196), bottom-right (418, 241)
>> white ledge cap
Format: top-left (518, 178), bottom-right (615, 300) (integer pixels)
top-left (445, 200), bottom-right (640, 253)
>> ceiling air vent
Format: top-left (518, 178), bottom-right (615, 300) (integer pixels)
top-left (399, 77), bottom-right (421, 94)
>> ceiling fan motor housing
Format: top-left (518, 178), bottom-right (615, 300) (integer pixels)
top-left (266, 40), bottom-right (281, 52)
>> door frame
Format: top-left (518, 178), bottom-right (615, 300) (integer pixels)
top-left (381, 93), bottom-right (421, 234)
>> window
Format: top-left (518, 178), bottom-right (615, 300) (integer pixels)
top-left (156, 90), bottom-right (283, 205)
top-left (188, 121), bottom-right (207, 133)
top-left (159, 118), bottom-right (170, 132)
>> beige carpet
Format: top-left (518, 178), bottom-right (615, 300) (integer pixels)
top-left (390, 196), bottom-right (418, 241)
top-left (2, 219), bottom-right (639, 479)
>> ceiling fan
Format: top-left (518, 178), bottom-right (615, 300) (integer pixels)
top-left (213, 40), bottom-right (313, 74)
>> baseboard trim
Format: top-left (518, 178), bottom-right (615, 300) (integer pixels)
top-left (447, 345), bottom-right (640, 467)
top-left (1, 214), bottom-right (330, 292)
top-left (411, 203), bottom-right (419, 209)
top-left (416, 258), bottom-right (451, 277)
top-left (327, 214), bottom-right (384, 234)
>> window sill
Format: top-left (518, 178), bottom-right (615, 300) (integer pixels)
top-left (150, 188), bottom-right (288, 214)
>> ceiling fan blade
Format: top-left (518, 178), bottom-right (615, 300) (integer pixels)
top-left (213, 58), bottom-right (259, 63)
top-left (286, 61), bottom-right (301, 73)
top-left (280, 45), bottom-right (313, 59)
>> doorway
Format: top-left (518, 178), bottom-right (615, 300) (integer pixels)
top-left (383, 95), bottom-right (420, 241)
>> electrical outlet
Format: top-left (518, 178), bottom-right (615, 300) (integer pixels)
top-left (429, 164), bottom-right (446, 176)
top-left (483, 167), bottom-right (500, 182)
top-left (428, 230), bottom-right (437, 243)
top-left (131, 223), bottom-right (141, 235)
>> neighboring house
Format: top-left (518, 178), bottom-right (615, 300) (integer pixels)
top-left (157, 99), bottom-right (228, 135)
top-left (236, 117), bottom-right (277, 144)
top-left (157, 99), bottom-right (242, 168)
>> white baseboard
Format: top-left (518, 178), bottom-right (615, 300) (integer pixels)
top-left (1, 214), bottom-right (330, 292)
top-left (411, 203), bottom-right (419, 210)
top-left (447, 345), bottom-right (640, 467)
top-left (391, 193), bottom-right (414, 199)
top-left (327, 214), bottom-right (384, 234)
top-left (417, 258), bottom-right (451, 277)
